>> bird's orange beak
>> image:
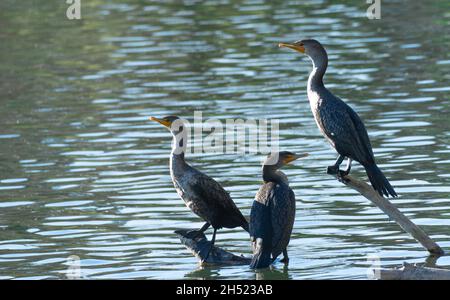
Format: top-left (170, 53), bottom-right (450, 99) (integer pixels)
top-left (150, 116), bottom-right (171, 127)
top-left (278, 42), bottom-right (305, 53)
top-left (284, 153), bottom-right (309, 164)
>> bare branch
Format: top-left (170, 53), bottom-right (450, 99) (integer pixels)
top-left (329, 171), bottom-right (444, 255)
top-left (376, 263), bottom-right (450, 280)
top-left (175, 229), bottom-right (251, 265)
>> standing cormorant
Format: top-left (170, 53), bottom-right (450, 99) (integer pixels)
top-left (150, 116), bottom-right (249, 259)
top-left (250, 151), bottom-right (307, 269)
top-left (279, 39), bottom-right (397, 198)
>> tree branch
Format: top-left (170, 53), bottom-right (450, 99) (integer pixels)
top-left (329, 171), bottom-right (444, 255)
top-left (175, 229), bottom-right (251, 265)
top-left (376, 263), bottom-right (450, 280)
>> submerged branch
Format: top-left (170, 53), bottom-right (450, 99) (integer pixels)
top-left (175, 229), bottom-right (251, 266)
top-left (376, 263), bottom-right (450, 280)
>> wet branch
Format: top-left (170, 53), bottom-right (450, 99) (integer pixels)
top-left (375, 263), bottom-right (450, 280)
top-left (175, 229), bottom-right (251, 265)
top-left (328, 171), bottom-right (444, 255)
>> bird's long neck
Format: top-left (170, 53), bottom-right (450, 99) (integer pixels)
top-left (307, 54), bottom-right (328, 92)
top-left (262, 166), bottom-right (288, 185)
top-left (170, 128), bottom-right (188, 174)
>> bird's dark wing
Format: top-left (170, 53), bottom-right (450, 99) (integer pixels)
top-left (347, 107), bottom-right (374, 158)
top-left (250, 184), bottom-right (272, 236)
top-left (250, 195), bottom-right (271, 242)
top-left (319, 97), bottom-right (374, 164)
top-left (191, 170), bottom-right (247, 229)
top-left (249, 184), bottom-right (274, 268)
top-left (270, 184), bottom-right (295, 258)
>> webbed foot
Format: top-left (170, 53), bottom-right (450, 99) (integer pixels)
top-left (280, 250), bottom-right (289, 264)
top-left (327, 166), bottom-right (350, 183)
top-left (280, 257), bottom-right (289, 264)
top-left (336, 170), bottom-right (350, 183)
top-left (327, 165), bottom-right (339, 175)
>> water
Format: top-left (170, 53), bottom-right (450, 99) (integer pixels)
top-left (0, 0), bottom-right (449, 279)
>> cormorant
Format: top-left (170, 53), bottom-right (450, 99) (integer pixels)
top-left (150, 115), bottom-right (249, 260)
top-left (250, 151), bottom-right (307, 269)
top-left (279, 39), bottom-right (397, 198)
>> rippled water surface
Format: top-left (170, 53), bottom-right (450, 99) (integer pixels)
top-left (0, 0), bottom-right (449, 279)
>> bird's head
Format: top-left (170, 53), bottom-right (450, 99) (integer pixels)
top-left (279, 39), bottom-right (327, 63)
top-left (150, 115), bottom-right (185, 134)
top-left (150, 115), bottom-right (187, 153)
top-left (264, 151), bottom-right (308, 169)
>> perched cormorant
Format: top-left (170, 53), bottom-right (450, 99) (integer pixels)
top-left (279, 39), bottom-right (397, 198)
top-left (150, 115), bottom-right (249, 259)
top-left (250, 151), bottom-right (307, 269)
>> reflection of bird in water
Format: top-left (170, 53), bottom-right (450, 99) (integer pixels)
top-left (184, 265), bottom-right (220, 280)
top-left (250, 151), bottom-right (307, 269)
top-left (255, 264), bottom-right (292, 280)
top-left (279, 39), bottom-right (397, 198)
top-left (150, 116), bottom-right (249, 260)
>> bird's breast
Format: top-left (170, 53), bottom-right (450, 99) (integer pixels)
top-left (170, 170), bottom-right (194, 201)
top-left (307, 89), bottom-right (325, 126)
top-left (307, 89), bottom-right (337, 147)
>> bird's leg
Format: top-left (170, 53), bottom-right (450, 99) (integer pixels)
top-left (199, 222), bottom-right (211, 232)
top-left (185, 222), bottom-right (210, 240)
top-left (327, 155), bottom-right (345, 175)
top-left (336, 158), bottom-right (352, 183)
top-left (341, 158), bottom-right (352, 176)
top-left (280, 249), bottom-right (289, 264)
top-left (203, 228), bottom-right (217, 262)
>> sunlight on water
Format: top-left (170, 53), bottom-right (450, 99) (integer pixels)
top-left (0, 0), bottom-right (449, 279)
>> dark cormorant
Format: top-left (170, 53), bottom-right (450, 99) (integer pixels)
top-left (279, 39), bottom-right (397, 198)
top-left (250, 151), bottom-right (307, 269)
top-left (150, 116), bottom-right (249, 259)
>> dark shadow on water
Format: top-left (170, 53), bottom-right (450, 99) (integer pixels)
top-left (184, 266), bottom-right (221, 280)
top-left (253, 264), bottom-right (292, 280)
top-left (183, 260), bottom-right (292, 280)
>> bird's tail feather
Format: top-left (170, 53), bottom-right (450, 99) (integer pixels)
top-left (365, 164), bottom-right (397, 198)
top-left (249, 238), bottom-right (272, 269)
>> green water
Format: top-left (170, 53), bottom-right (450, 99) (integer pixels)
top-left (0, 0), bottom-right (449, 279)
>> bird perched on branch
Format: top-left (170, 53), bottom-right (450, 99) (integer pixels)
top-left (250, 151), bottom-right (307, 269)
top-left (279, 39), bottom-right (397, 198)
top-left (150, 115), bottom-right (249, 260)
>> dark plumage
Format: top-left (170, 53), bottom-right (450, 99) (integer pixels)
top-left (150, 115), bottom-right (248, 259)
top-left (249, 151), bottom-right (307, 269)
top-left (279, 39), bottom-right (397, 198)
top-left (189, 171), bottom-right (249, 231)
